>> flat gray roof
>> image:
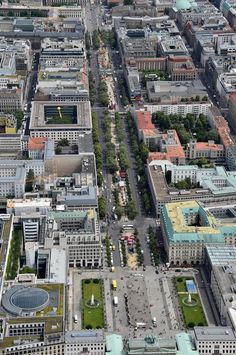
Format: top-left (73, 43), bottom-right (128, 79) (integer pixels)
top-left (206, 245), bottom-right (236, 266)
top-left (194, 327), bottom-right (236, 341)
top-left (29, 100), bottom-right (92, 130)
top-left (65, 330), bottom-right (104, 343)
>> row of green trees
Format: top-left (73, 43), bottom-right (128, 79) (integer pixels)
top-left (92, 30), bottom-right (100, 50)
top-left (25, 169), bottom-right (35, 193)
top-left (98, 80), bottom-right (109, 107)
top-left (114, 112), bottom-right (124, 143)
top-left (135, 229), bottom-right (144, 265)
top-left (105, 236), bottom-right (112, 267)
top-left (148, 226), bottom-right (159, 266)
top-left (98, 195), bottom-right (106, 220)
top-left (6, 228), bottom-right (22, 280)
top-left (152, 112), bottom-right (219, 145)
top-left (92, 112), bottom-right (103, 187)
top-left (103, 112), bottom-right (118, 174)
top-left (126, 112), bottom-right (152, 215)
top-left (89, 72), bottom-right (96, 105)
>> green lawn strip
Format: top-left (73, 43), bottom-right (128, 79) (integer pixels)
top-left (178, 294), bottom-right (207, 327)
top-left (82, 279), bottom-right (104, 329)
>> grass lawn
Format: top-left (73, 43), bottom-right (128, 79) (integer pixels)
top-left (175, 277), bottom-right (194, 293)
top-left (82, 279), bottom-right (105, 329)
top-left (178, 294), bottom-right (207, 327)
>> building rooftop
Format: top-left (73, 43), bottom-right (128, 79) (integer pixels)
top-left (66, 330), bottom-right (104, 344)
top-left (7, 198), bottom-right (52, 209)
top-left (135, 110), bottom-right (154, 130)
top-left (105, 334), bottom-right (123, 355)
top-left (49, 249), bottom-right (66, 284)
top-left (206, 244), bottom-right (236, 266)
top-left (176, 333), bottom-right (199, 355)
top-left (194, 326), bottom-right (236, 341)
top-left (29, 101), bottom-right (92, 130)
top-left (28, 137), bottom-right (48, 151)
top-left (195, 141), bottom-right (224, 151)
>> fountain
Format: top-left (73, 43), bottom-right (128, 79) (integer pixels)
top-left (86, 293), bottom-right (99, 308)
top-left (91, 294), bottom-right (94, 306)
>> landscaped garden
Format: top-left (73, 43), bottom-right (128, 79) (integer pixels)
top-left (175, 277), bottom-right (207, 328)
top-left (81, 279), bottom-right (105, 329)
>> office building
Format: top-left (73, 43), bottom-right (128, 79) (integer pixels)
top-left (7, 197), bottom-right (52, 216)
top-left (161, 200), bottom-right (236, 265)
top-left (146, 80), bottom-right (208, 104)
top-left (217, 71), bottom-right (236, 103)
top-left (148, 159), bottom-right (236, 217)
top-left (158, 36), bottom-right (188, 57)
top-left (44, 209), bottom-right (102, 268)
top-left (194, 327), bottom-right (236, 355)
top-left (65, 330), bottom-right (105, 355)
top-left (29, 100), bottom-right (92, 143)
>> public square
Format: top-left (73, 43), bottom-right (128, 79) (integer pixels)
top-left (67, 265), bottom-right (215, 339)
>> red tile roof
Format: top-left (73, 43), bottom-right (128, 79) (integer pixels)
top-left (135, 110), bottom-right (155, 130)
top-left (28, 137), bottom-right (47, 151)
top-left (195, 142), bottom-right (224, 151)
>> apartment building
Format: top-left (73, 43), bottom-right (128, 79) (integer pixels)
top-left (133, 110), bottom-right (160, 146)
top-left (144, 102), bottom-right (211, 116)
top-left (207, 106), bottom-right (234, 149)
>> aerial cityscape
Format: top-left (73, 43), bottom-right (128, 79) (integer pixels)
top-left (0, 0), bottom-right (236, 353)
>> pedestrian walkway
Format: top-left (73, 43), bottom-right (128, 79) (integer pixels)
top-left (162, 277), bottom-right (178, 330)
top-left (103, 277), bottom-right (114, 331)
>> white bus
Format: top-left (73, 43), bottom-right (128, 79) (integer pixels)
top-left (122, 225), bottom-right (134, 230)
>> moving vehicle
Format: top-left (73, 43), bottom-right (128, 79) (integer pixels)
top-left (136, 322), bottom-right (146, 328)
top-left (74, 314), bottom-right (78, 323)
top-left (122, 225), bottom-right (134, 231)
top-left (113, 296), bottom-right (118, 306)
top-left (112, 279), bottom-right (117, 290)
top-left (110, 266), bottom-right (115, 272)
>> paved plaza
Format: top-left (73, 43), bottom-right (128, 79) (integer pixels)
top-left (126, 274), bottom-right (152, 327)
top-left (67, 266), bottom-right (215, 338)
